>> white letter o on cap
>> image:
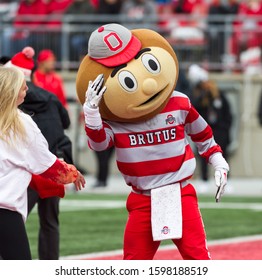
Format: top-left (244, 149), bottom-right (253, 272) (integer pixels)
top-left (104, 32), bottom-right (123, 51)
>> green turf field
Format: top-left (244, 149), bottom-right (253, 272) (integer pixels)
top-left (25, 193), bottom-right (262, 259)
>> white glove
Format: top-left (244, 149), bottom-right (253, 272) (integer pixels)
top-left (84, 74), bottom-right (106, 109)
top-left (209, 153), bottom-right (229, 202)
top-left (214, 168), bottom-right (228, 202)
top-left (83, 74), bottom-right (106, 129)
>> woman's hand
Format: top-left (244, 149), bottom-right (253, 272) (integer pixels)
top-left (74, 171), bottom-right (86, 191)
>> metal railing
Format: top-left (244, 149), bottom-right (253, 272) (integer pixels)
top-left (1, 13), bottom-right (262, 71)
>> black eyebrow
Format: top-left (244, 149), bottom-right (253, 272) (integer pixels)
top-left (111, 63), bottom-right (127, 78)
top-left (135, 48), bottom-right (151, 59)
top-left (110, 48), bottom-right (152, 78)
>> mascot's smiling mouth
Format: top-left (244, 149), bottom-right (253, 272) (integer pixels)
top-left (138, 84), bottom-right (169, 107)
top-left (140, 92), bottom-right (160, 106)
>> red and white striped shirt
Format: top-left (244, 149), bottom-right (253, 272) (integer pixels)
top-left (85, 91), bottom-right (222, 190)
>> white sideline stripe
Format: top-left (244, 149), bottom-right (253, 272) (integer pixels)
top-left (199, 202), bottom-right (262, 211)
top-left (48, 200), bottom-right (262, 212)
top-left (31, 200), bottom-right (126, 213)
top-left (60, 234), bottom-right (262, 260)
top-left (60, 200), bottom-right (126, 210)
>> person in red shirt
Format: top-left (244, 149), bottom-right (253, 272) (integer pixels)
top-left (45, 0), bottom-right (73, 28)
top-left (13, 0), bottom-right (48, 29)
top-left (11, 0), bottom-right (49, 54)
top-left (172, 0), bottom-right (206, 14)
top-left (33, 49), bottom-right (68, 109)
top-left (230, 0), bottom-right (262, 59)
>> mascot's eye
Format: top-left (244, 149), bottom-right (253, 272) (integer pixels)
top-left (141, 54), bottom-right (161, 74)
top-left (118, 71), bottom-right (138, 92)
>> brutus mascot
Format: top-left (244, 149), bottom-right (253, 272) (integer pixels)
top-left (76, 23), bottom-right (229, 260)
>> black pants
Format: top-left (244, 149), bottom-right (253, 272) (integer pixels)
top-left (0, 208), bottom-right (31, 260)
top-left (27, 188), bottom-right (60, 260)
top-left (94, 147), bottom-right (114, 184)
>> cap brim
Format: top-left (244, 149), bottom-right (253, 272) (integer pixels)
top-left (92, 35), bottom-right (141, 67)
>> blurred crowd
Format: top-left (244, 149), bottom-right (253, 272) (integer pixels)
top-left (0, 0), bottom-right (262, 71)
top-left (1, 1), bottom-right (261, 260)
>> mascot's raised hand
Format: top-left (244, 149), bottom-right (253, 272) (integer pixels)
top-left (83, 74), bottom-right (106, 129)
top-left (85, 74), bottom-right (106, 109)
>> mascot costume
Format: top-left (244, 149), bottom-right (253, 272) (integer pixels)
top-left (76, 23), bottom-right (229, 260)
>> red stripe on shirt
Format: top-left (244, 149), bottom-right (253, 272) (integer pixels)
top-left (202, 145), bottom-right (222, 160)
top-left (189, 125), bottom-right (213, 142)
top-left (117, 144), bottom-right (194, 177)
top-left (185, 105), bottom-right (200, 123)
top-left (161, 95), bottom-right (190, 114)
top-left (85, 125), bottom-right (107, 143)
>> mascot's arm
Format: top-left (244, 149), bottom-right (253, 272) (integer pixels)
top-left (185, 104), bottom-right (229, 202)
top-left (85, 122), bottom-right (114, 151)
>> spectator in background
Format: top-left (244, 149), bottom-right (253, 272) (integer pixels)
top-left (0, 0), bottom-right (19, 56)
top-left (64, 0), bottom-right (96, 62)
top-left (45, 0), bottom-right (73, 59)
top-left (156, 0), bottom-right (171, 4)
top-left (257, 87), bottom-right (262, 126)
top-left (11, 0), bottom-right (49, 55)
top-left (92, 146), bottom-right (115, 188)
top-left (230, 0), bottom-right (262, 63)
top-left (207, 0), bottom-right (228, 65)
top-left (0, 0), bottom-right (18, 13)
top-left (46, 0), bottom-right (73, 23)
top-left (33, 49), bottom-right (69, 109)
top-left (90, 0), bottom-right (99, 9)
top-left (0, 56), bottom-right (11, 66)
top-left (172, 0), bottom-right (206, 14)
top-left (175, 67), bottom-right (192, 98)
top-left (4, 46), bottom-right (76, 260)
top-left (188, 64), bottom-right (232, 189)
top-left (120, 0), bottom-right (157, 27)
top-left (226, 0), bottom-right (240, 15)
top-left (12, 0), bottom-right (72, 59)
top-left (96, 0), bottom-right (123, 25)
top-left (165, 0), bottom-right (206, 56)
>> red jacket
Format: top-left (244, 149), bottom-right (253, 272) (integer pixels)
top-left (33, 69), bottom-right (68, 108)
top-left (46, 0), bottom-right (73, 27)
top-left (14, 0), bottom-right (49, 29)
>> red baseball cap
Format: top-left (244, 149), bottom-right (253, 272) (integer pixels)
top-left (37, 49), bottom-right (55, 63)
top-left (88, 23), bottom-right (142, 67)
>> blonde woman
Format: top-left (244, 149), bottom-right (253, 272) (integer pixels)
top-left (0, 67), bottom-right (85, 260)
